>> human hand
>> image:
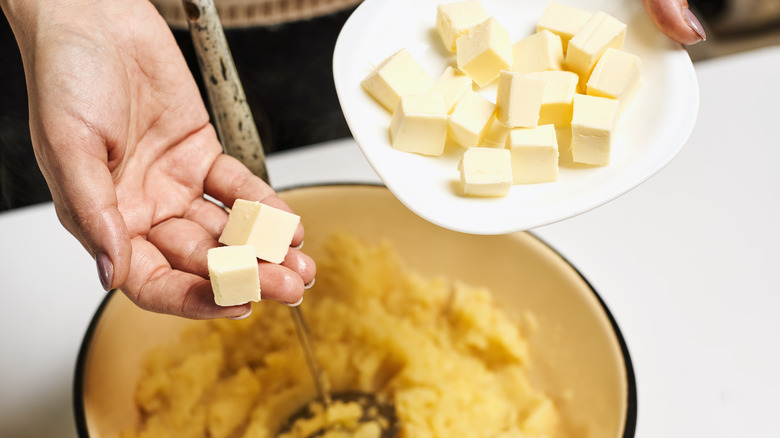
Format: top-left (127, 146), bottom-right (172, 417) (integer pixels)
top-left (642, 0), bottom-right (707, 45)
top-left (2, 0), bottom-right (315, 319)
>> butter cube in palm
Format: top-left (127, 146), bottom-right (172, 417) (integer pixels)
top-left (389, 94), bottom-right (449, 156)
top-left (219, 199), bottom-right (300, 264)
top-left (208, 245), bottom-right (261, 306)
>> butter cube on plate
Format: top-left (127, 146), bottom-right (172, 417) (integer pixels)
top-left (458, 147), bottom-right (513, 197)
top-left (219, 199), bottom-right (300, 264)
top-left (571, 94), bottom-right (619, 166)
top-left (536, 1), bottom-right (593, 53)
top-left (448, 89), bottom-right (496, 148)
top-left (436, 0), bottom-right (489, 52)
top-left (361, 48), bottom-right (434, 112)
top-left (507, 124), bottom-right (559, 184)
top-left (511, 30), bottom-right (564, 73)
top-left (456, 17), bottom-right (512, 87)
top-left (565, 11), bottom-right (627, 85)
top-left (429, 66), bottom-right (474, 113)
top-left (530, 70), bottom-right (579, 126)
top-left (208, 245), bottom-right (261, 306)
top-left (389, 93), bottom-right (448, 156)
top-left (496, 71), bottom-right (547, 128)
top-left (587, 48), bottom-right (642, 115)
top-left (479, 115), bottom-right (510, 148)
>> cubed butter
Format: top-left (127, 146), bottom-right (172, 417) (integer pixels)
top-left (536, 2), bottom-right (593, 53)
top-left (571, 94), bottom-right (619, 166)
top-left (507, 124), bottom-right (559, 184)
top-left (436, 0), bottom-right (489, 52)
top-left (218, 199), bottom-right (300, 264)
top-left (458, 147), bottom-right (513, 197)
top-left (496, 71), bottom-right (547, 128)
top-left (586, 48), bottom-right (642, 115)
top-left (530, 70), bottom-right (579, 126)
top-left (479, 115), bottom-right (510, 148)
top-left (511, 30), bottom-right (564, 73)
top-left (389, 93), bottom-right (448, 156)
top-left (565, 11), bottom-right (626, 85)
top-left (448, 89), bottom-right (496, 148)
top-left (456, 17), bottom-right (512, 87)
top-left (429, 66), bottom-right (474, 113)
top-left (361, 48), bottom-right (434, 112)
top-left (207, 245), bottom-right (261, 307)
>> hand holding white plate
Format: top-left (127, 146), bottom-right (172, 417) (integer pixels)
top-left (333, 0), bottom-right (698, 235)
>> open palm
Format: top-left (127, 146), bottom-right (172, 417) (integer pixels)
top-left (22, 0), bottom-right (313, 318)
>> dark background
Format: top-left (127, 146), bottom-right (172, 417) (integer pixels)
top-left (0, 5), bottom-right (355, 211)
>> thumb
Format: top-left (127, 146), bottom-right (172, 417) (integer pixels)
top-left (35, 134), bottom-right (132, 292)
top-left (642, 0), bottom-right (707, 45)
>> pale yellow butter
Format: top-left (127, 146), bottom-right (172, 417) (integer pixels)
top-left (361, 48), bottom-right (434, 112)
top-left (436, 0), bottom-right (489, 52)
top-left (536, 2), bottom-right (593, 53)
top-left (530, 70), bottom-right (579, 127)
top-left (479, 115), bottom-right (510, 148)
top-left (565, 11), bottom-right (626, 85)
top-left (448, 89), bottom-right (496, 148)
top-left (586, 48), bottom-right (642, 115)
top-left (511, 30), bottom-right (564, 73)
top-left (507, 124), bottom-right (559, 184)
top-left (218, 199), bottom-right (300, 264)
top-left (429, 66), bottom-right (474, 113)
top-left (456, 17), bottom-right (512, 87)
top-left (389, 93), bottom-right (449, 156)
top-left (571, 94), bottom-right (619, 166)
top-left (496, 71), bottom-right (547, 128)
top-left (458, 147), bottom-right (512, 197)
top-left (207, 245), bottom-right (261, 306)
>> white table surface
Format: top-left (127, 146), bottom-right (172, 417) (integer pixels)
top-left (1, 45), bottom-right (778, 437)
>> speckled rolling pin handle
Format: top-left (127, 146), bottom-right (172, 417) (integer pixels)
top-left (183, 0), bottom-right (269, 183)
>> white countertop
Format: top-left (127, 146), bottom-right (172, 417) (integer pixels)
top-left (1, 45), bottom-right (778, 437)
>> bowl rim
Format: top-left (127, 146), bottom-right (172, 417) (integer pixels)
top-left (72, 183), bottom-right (637, 438)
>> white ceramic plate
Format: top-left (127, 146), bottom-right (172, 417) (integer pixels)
top-left (333, 0), bottom-right (699, 235)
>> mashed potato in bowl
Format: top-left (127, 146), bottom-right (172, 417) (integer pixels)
top-left (77, 185), bottom-right (633, 438)
top-left (123, 233), bottom-right (558, 438)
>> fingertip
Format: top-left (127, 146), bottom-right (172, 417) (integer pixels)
top-left (643, 0), bottom-right (707, 45)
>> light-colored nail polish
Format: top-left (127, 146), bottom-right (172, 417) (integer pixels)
top-left (292, 240), bottom-right (304, 250)
top-left (228, 307), bottom-right (253, 320)
top-left (285, 296), bottom-right (304, 307)
top-left (683, 8), bottom-right (707, 42)
top-left (304, 277), bottom-right (315, 289)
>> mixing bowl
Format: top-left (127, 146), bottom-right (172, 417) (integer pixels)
top-left (74, 184), bottom-right (636, 437)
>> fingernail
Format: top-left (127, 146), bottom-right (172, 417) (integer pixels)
top-left (228, 307), bottom-right (253, 320)
top-left (96, 252), bottom-right (113, 291)
top-left (285, 296), bottom-right (304, 307)
top-left (683, 8), bottom-right (707, 43)
top-left (304, 277), bottom-right (315, 289)
top-left (292, 240), bottom-right (304, 250)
